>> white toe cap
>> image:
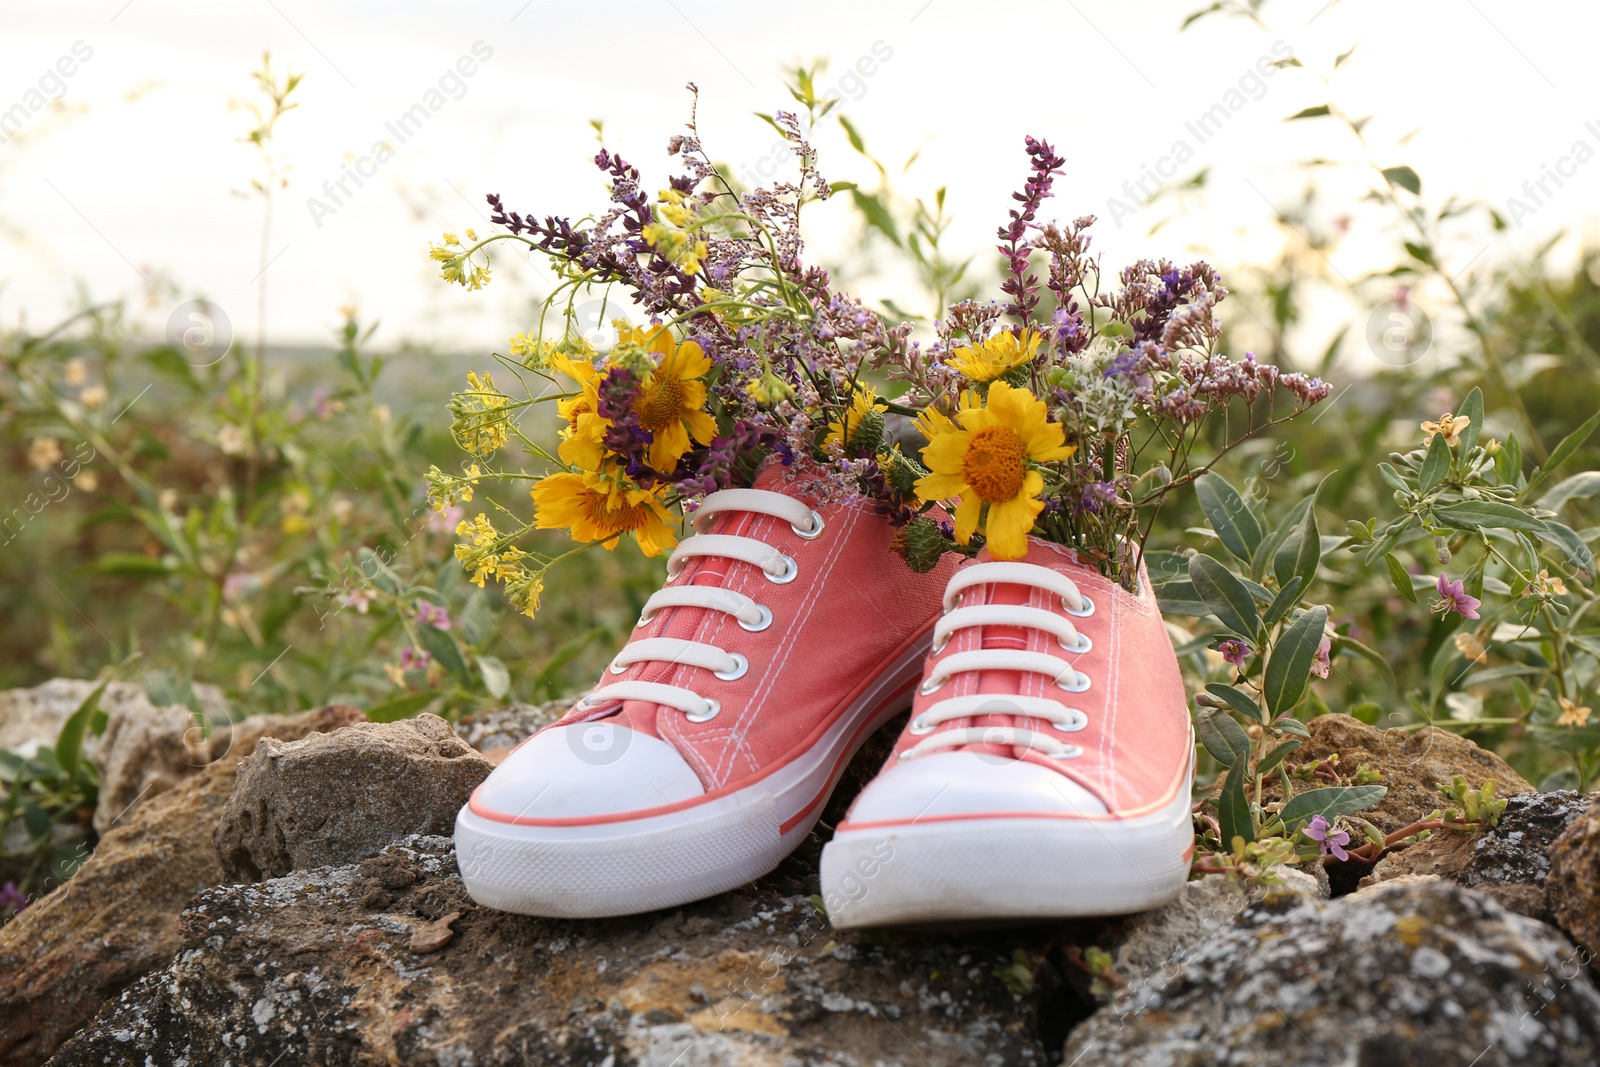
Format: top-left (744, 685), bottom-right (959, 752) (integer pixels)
top-left (846, 751), bottom-right (1107, 824)
top-left (473, 722), bottom-right (704, 819)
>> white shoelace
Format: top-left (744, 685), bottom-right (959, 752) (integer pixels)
top-left (900, 561), bottom-right (1096, 762)
top-left (574, 488), bottom-right (823, 724)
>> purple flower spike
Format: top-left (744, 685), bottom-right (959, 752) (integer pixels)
top-left (1304, 814), bottom-right (1351, 861)
top-left (1432, 573), bottom-right (1482, 620)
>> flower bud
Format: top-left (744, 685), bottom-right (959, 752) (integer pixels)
top-left (892, 515), bottom-right (948, 574)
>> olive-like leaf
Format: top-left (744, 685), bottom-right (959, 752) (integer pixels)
top-left (1264, 606), bottom-right (1329, 715)
top-left (1189, 553), bottom-right (1260, 638)
top-left (1195, 473), bottom-right (1264, 563)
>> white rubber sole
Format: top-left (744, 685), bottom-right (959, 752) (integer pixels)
top-left (454, 637), bottom-right (929, 918)
top-left (819, 768), bottom-right (1195, 928)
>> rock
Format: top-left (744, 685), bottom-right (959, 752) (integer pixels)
top-left (1063, 879), bottom-right (1600, 1067)
top-left (451, 697), bottom-right (567, 755)
top-left (51, 830), bottom-right (1082, 1066)
top-left (0, 704), bottom-right (364, 1067)
top-left (213, 713), bottom-right (493, 882)
top-left (0, 678), bottom-right (222, 762)
top-left (1547, 797), bottom-right (1600, 969)
top-left (90, 696), bottom-right (241, 834)
top-left (1261, 713), bottom-right (1533, 834)
top-left (1361, 790), bottom-right (1592, 920)
top-left (1111, 868), bottom-right (1323, 991)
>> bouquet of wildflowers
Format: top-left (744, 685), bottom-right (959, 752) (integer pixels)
top-left (423, 90), bottom-right (1331, 614)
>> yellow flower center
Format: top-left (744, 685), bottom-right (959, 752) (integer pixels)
top-left (633, 375), bottom-right (687, 432)
top-left (583, 489), bottom-right (652, 533)
top-left (962, 426), bottom-right (1027, 503)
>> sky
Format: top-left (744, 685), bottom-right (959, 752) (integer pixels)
top-left (2, 0), bottom-right (1597, 369)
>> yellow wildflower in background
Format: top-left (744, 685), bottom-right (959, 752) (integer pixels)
top-left (949, 330), bottom-right (1041, 383)
top-left (824, 383), bottom-right (888, 451)
top-left (1557, 696), bottom-right (1592, 728)
top-left (453, 372), bottom-right (511, 456)
top-left (915, 381), bottom-right (1074, 559)
top-left (531, 469), bottom-right (679, 557)
top-left (1421, 412), bottom-right (1471, 447)
top-left (619, 325), bottom-right (716, 471)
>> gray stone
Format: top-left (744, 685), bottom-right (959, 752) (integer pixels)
top-left (48, 835), bottom-right (1060, 1067)
top-left (1064, 878), bottom-right (1600, 1067)
top-left (451, 697), bottom-right (567, 754)
top-left (1361, 790), bottom-right (1593, 920)
top-left (212, 713), bottom-right (493, 881)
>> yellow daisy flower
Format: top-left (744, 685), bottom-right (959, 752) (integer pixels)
top-left (550, 353), bottom-right (608, 470)
top-left (914, 381), bottom-right (1074, 560)
top-left (531, 469), bottom-right (679, 557)
top-left (949, 330), bottom-right (1041, 383)
top-left (825, 383), bottom-right (889, 451)
top-left (618, 325), bottom-right (717, 472)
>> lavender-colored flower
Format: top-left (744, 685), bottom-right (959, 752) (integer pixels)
top-left (1215, 638), bottom-right (1253, 668)
top-left (1432, 573), bottom-right (1482, 620)
top-left (415, 600), bottom-right (452, 631)
top-left (1303, 814), bottom-right (1351, 861)
top-left (343, 588), bottom-right (374, 615)
top-left (1311, 633), bottom-right (1332, 679)
top-left (1073, 481), bottom-right (1120, 515)
top-left (0, 881), bottom-right (28, 914)
top-left (399, 647), bottom-right (432, 671)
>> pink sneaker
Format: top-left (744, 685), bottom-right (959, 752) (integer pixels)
top-left (820, 539), bottom-right (1195, 927)
top-left (456, 464), bottom-right (959, 917)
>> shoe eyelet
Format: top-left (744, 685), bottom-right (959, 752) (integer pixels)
top-left (908, 715), bottom-right (935, 735)
top-left (685, 698), bottom-right (721, 723)
top-left (930, 632), bottom-right (950, 655)
top-left (765, 554), bottom-right (799, 584)
top-left (1063, 594), bottom-right (1095, 618)
top-left (738, 604), bottom-right (773, 632)
top-left (942, 593), bottom-right (964, 616)
top-left (714, 653), bottom-right (749, 681)
top-left (1060, 632), bottom-right (1092, 654)
top-left (792, 510), bottom-right (825, 540)
top-left (1052, 709), bottom-right (1088, 732)
top-left (608, 661), bottom-right (628, 675)
top-left (919, 676), bottom-right (946, 696)
top-left (1049, 744), bottom-right (1085, 760)
top-left (634, 612), bottom-right (652, 630)
top-left (1057, 670), bottom-right (1091, 693)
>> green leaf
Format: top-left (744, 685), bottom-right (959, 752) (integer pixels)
top-left (1264, 606), bottom-right (1329, 715)
top-left (1418, 432), bottom-right (1452, 493)
top-left (849, 190), bottom-right (902, 248)
top-left (1433, 501), bottom-right (1549, 534)
top-left (1456, 388), bottom-right (1484, 456)
top-left (1273, 508), bottom-right (1321, 595)
top-left (1276, 716), bottom-right (1312, 739)
top-left (1188, 553), bottom-right (1261, 638)
top-left (1540, 521), bottom-right (1595, 578)
top-left (1533, 410), bottom-right (1600, 487)
top-left (1280, 785), bottom-right (1389, 834)
top-left (1363, 516), bottom-right (1415, 568)
top-left (1206, 683), bottom-right (1264, 725)
top-left (1287, 105), bottom-right (1332, 120)
top-left (1496, 433), bottom-right (1523, 485)
top-left (1257, 738), bottom-right (1302, 776)
top-left (363, 690), bottom-right (442, 723)
top-left (1385, 553), bottom-right (1418, 603)
top-left (1196, 707), bottom-right (1252, 766)
top-left (1538, 471), bottom-right (1600, 512)
top-left (1217, 759), bottom-right (1255, 845)
top-left (838, 114), bottom-right (868, 154)
top-left (415, 625), bottom-right (471, 685)
top-left (475, 655), bottom-right (511, 700)
top-left (94, 552), bottom-right (170, 578)
top-left (1381, 165), bottom-right (1421, 194)
top-left (1377, 462), bottom-right (1411, 493)
top-left (1334, 44), bottom-right (1358, 69)
top-left (1263, 575), bottom-right (1304, 628)
top-left (1195, 473), bottom-right (1264, 563)
top-left (55, 679), bottom-right (108, 780)
top-left (461, 589), bottom-right (493, 648)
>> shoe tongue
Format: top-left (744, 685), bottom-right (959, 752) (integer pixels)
top-left (980, 580), bottom-right (1031, 652)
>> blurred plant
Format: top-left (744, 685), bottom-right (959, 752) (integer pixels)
top-left (0, 681), bottom-right (103, 906)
